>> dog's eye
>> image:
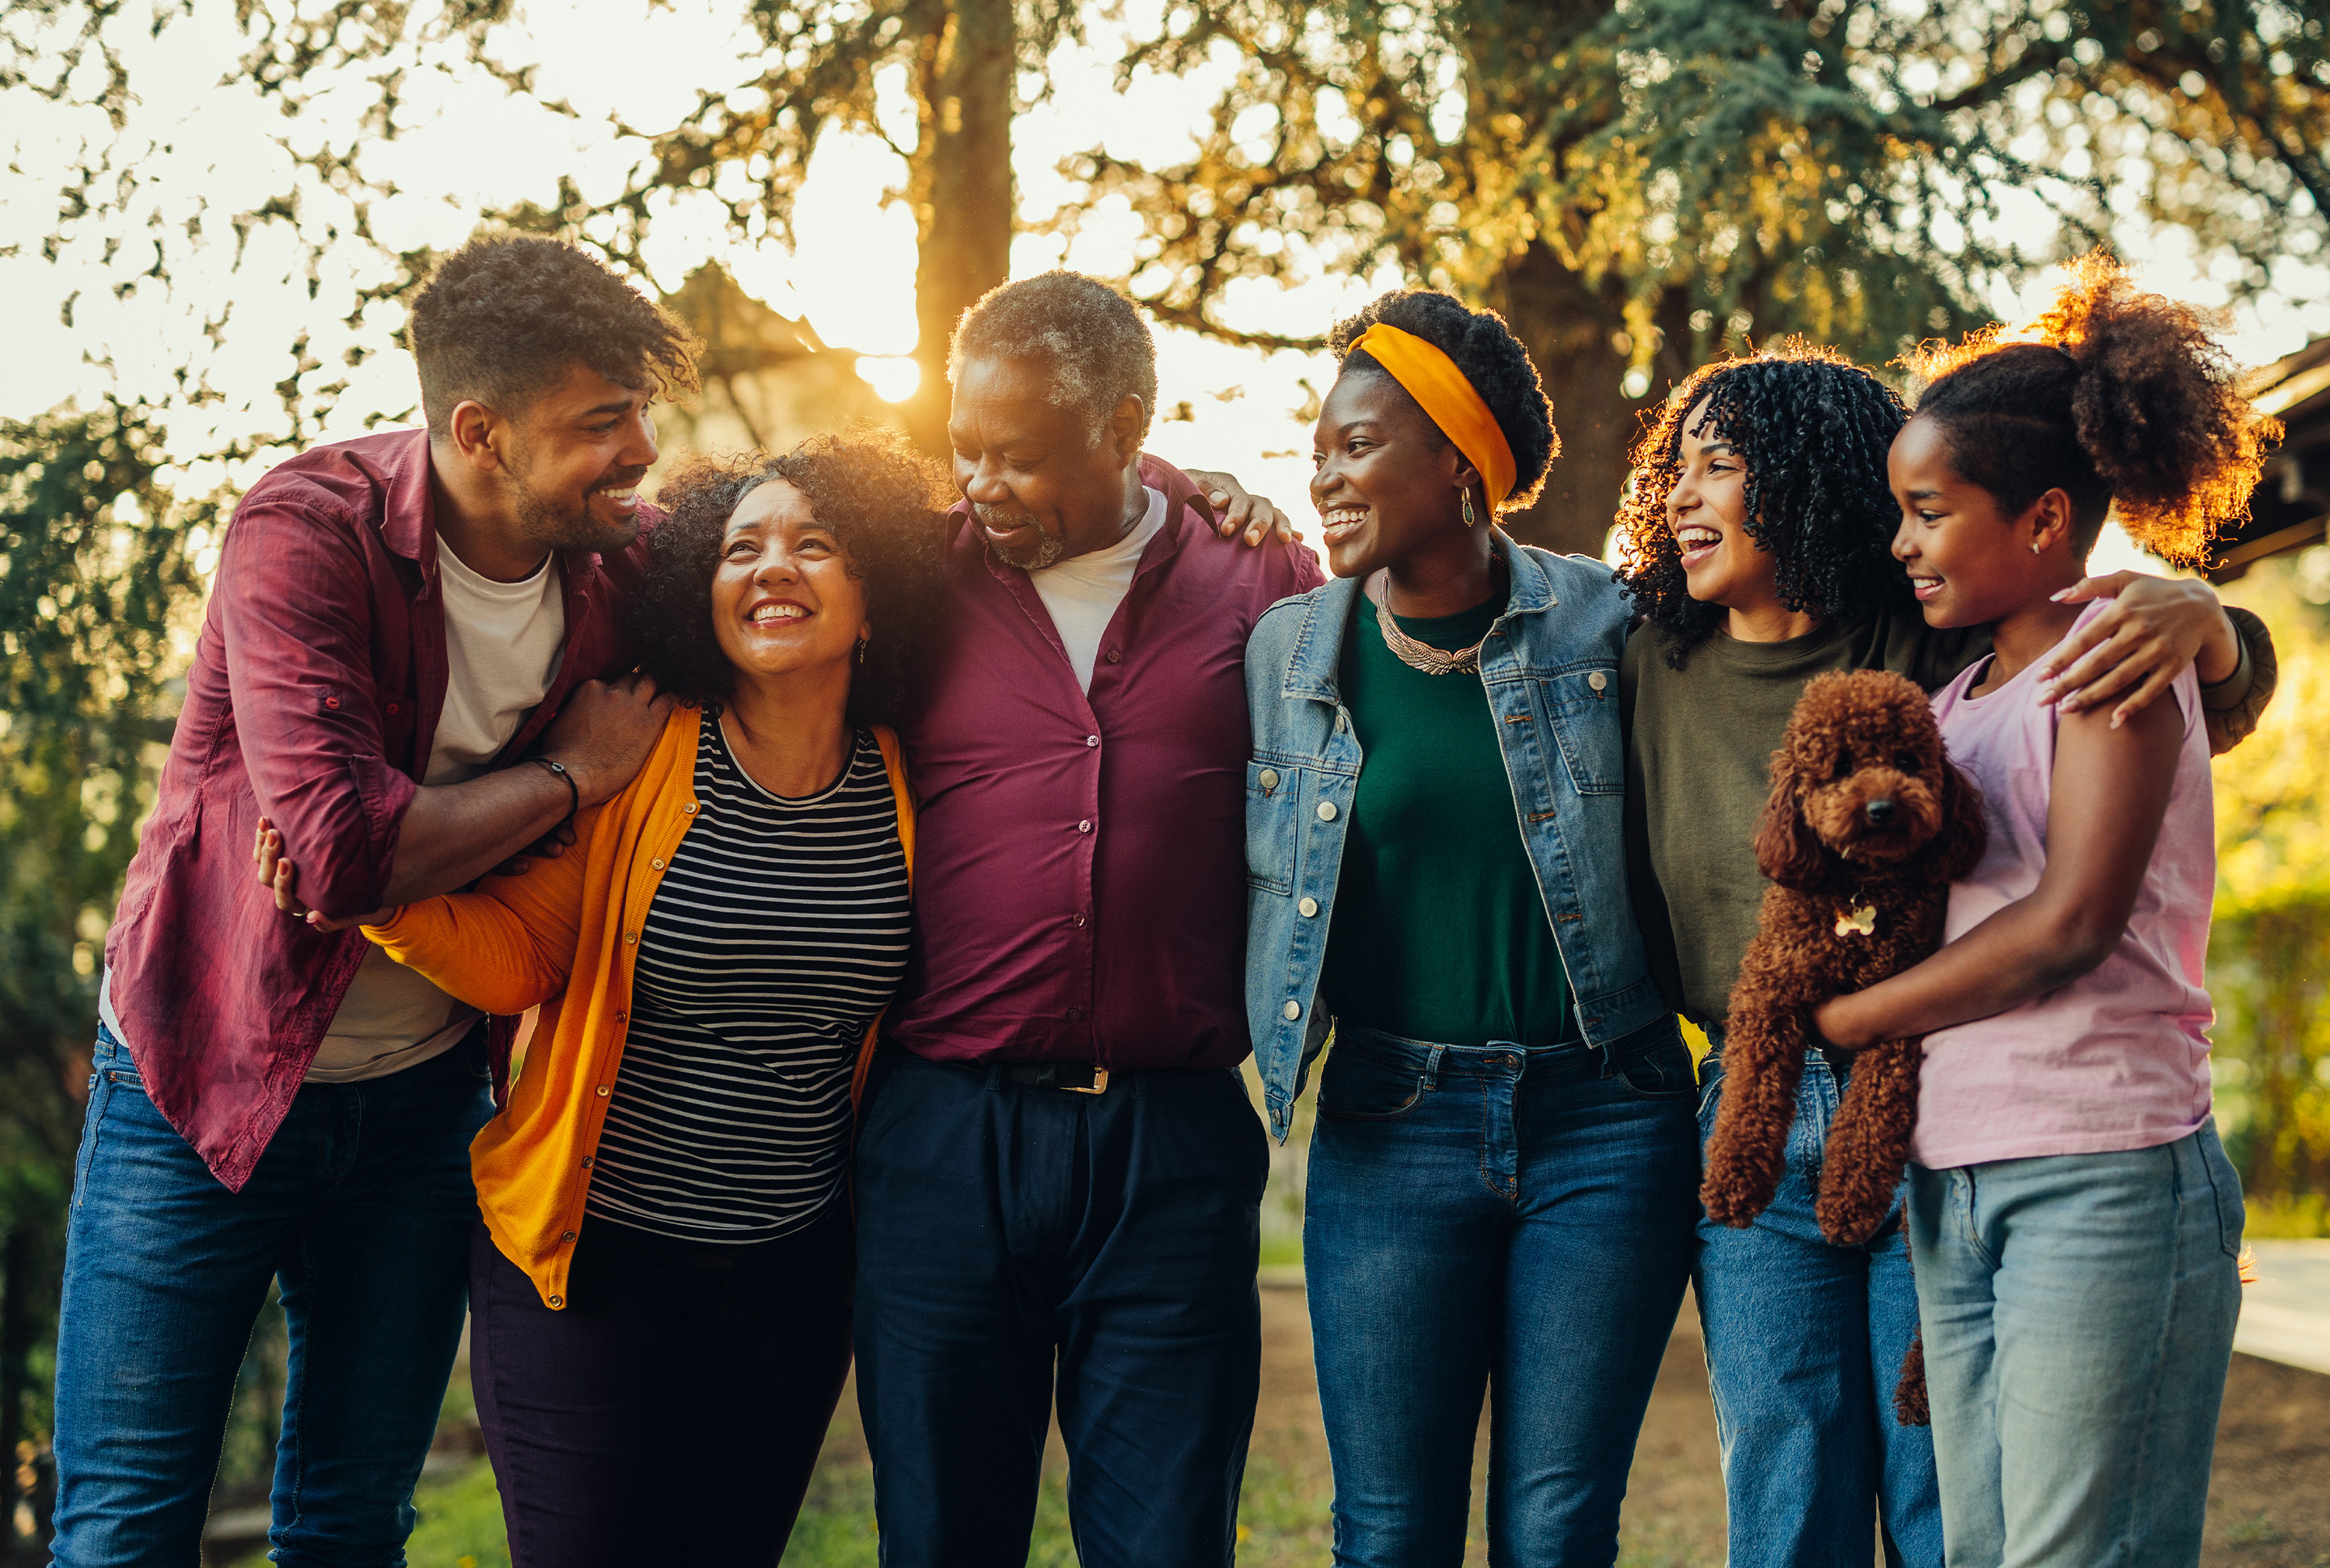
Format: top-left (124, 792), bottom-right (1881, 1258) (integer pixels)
top-left (1835, 752), bottom-right (1854, 777)
top-left (1896, 752), bottom-right (1920, 771)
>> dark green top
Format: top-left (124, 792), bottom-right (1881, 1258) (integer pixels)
top-left (1322, 586), bottom-right (1574, 1049)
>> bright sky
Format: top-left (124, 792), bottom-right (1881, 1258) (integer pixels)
top-left (4, 0), bottom-right (2328, 573)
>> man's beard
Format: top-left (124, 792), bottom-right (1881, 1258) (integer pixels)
top-left (977, 505), bottom-right (1065, 570)
top-left (511, 464), bottom-right (645, 554)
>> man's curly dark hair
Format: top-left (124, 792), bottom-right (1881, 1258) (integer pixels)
top-left (1904, 252), bottom-right (2276, 567)
top-left (625, 429), bottom-right (951, 728)
top-left (409, 233), bottom-right (701, 435)
top-left (1616, 344), bottom-right (1913, 667)
top-left (1327, 288), bottom-right (1558, 515)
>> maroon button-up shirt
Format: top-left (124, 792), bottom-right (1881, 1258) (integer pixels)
top-left (888, 456), bottom-right (1323, 1070)
top-left (104, 428), bottom-right (647, 1189)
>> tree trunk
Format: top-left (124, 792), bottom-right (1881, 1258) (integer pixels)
top-left (1491, 241), bottom-right (1663, 560)
top-left (901, 0), bottom-right (1016, 460)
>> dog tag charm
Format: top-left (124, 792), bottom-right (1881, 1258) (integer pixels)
top-left (1834, 903), bottom-right (1879, 939)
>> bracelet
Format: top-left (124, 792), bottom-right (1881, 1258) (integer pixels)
top-left (528, 756), bottom-right (580, 829)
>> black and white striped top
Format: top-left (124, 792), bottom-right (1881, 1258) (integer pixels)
top-left (587, 712), bottom-right (909, 1243)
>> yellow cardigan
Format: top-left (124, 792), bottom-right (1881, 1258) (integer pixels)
top-left (364, 704), bottom-right (915, 1309)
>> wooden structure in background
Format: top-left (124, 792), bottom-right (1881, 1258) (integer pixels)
top-left (2215, 337), bottom-right (2330, 582)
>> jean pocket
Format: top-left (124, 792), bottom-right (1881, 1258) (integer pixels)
top-left (1315, 1048), bottom-right (1428, 1123)
top-left (1617, 1040), bottom-right (1697, 1101)
top-left (2196, 1124), bottom-right (2247, 1260)
top-left (70, 1061), bottom-right (123, 1209)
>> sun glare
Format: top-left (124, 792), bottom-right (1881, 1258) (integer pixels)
top-left (855, 356), bottom-right (921, 403)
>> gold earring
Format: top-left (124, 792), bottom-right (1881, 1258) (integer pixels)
top-left (856, 635), bottom-right (869, 664)
top-left (1462, 488), bottom-right (1477, 529)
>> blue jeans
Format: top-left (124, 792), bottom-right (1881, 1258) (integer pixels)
top-left (50, 1024), bottom-right (494, 1568)
top-left (1303, 1023), bottom-right (1701, 1567)
top-left (852, 1049), bottom-right (1268, 1568)
top-left (1907, 1126), bottom-right (2243, 1568)
top-left (1694, 1047), bottom-right (1942, 1568)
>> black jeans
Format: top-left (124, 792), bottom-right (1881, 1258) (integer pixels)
top-left (468, 1204), bottom-right (855, 1568)
top-left (852, 1048), bottom-right (1269, 1568)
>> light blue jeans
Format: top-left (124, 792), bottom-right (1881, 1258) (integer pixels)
top-left (1905, 1125), bottom-right (2244, 1568)
top-left (1695, 1047), bottom-right (1942, 1568)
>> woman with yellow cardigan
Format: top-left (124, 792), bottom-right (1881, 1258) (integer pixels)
top-left (259, 430), bottom-right (950, 1566)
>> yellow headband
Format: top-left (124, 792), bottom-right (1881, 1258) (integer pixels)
top-left (1349, 323), bottom-right (1518, 512)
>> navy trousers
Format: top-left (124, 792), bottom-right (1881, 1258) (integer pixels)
top-left (853, 1048), bottom-right (1268, 1568)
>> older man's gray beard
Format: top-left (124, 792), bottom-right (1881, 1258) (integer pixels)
top-left (976, 507), bottom-right (1065, 570)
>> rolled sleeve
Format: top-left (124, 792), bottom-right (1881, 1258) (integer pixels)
top-left (215, 498), bottom-right (418, 918)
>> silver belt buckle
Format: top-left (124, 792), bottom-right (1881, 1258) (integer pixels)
top-left (1064, 1069), bottom-right (1110, 1095)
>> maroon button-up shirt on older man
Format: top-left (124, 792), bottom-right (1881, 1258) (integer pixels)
top-left (889, 456), bottom-right (1323, 1071)
top-left (104, 429), bottom-right (646, 1189)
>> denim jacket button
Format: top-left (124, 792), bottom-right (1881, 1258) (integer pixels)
top-left (1315, 801), bottom-right (1337, 822)
top-left (1258, 768), bottom-right (1280, 790)
top-left (1298, 897), bottom-right (1319, 917)
top-left (1587, 670), bottom-right (1608, 692)
top-left (1282, 1000), bottom-right (1302, 1020)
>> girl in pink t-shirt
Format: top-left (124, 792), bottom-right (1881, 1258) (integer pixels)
top-left (1810, 256), bottom-right (2275, 1567)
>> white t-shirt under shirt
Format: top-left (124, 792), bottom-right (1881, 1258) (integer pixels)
top-left (1027, 488), bottom-right (1165, 692)
top-left (101, 539), bottom-right (572, 1083)
top-left (301, 540), bottom-right (569, 1082)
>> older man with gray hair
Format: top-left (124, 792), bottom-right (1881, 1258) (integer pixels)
top-left (852, 270), bottom-right (1321, 1566)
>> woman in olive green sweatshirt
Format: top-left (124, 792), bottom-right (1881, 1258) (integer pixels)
top-left (1614, 341), bottom-right (2273, 1568)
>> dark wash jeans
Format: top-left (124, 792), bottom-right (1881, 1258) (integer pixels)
top-left (852, 1047), bottom-right (1268, 1568)
top-left (469, 1206), bottom-right (855, 1568)
top-left (51, 1023), bottom-right (492, 1568)
top-left (1303, 1022), bottom-right (1701, 1568)
top-left (1693, 1043), bottom-right (1942, 1568)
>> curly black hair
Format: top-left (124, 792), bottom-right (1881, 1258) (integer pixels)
top-left (1616, 344), bottom-right (1913, 667)
top-left (625, 429), bottom-right (951, 728)
top-left (1326, 288), bottom-right (1558, 515)
top-left (1905, 252), bottom-right (2277, 566)
top-left (409, 234), bottom-right (701, 436)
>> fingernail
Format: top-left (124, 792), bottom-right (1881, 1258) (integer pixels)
top-left (2050, 588), bottom-right (2071, 601)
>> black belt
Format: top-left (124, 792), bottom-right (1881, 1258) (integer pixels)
top-left (923, 1052), bottom-right (1234, 1097)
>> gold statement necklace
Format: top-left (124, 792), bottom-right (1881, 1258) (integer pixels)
top-left (1371, 556), bottom-right (1506, 676)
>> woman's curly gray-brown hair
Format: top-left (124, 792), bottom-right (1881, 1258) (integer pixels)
top-left (625, 428), bottom-right (952, 727)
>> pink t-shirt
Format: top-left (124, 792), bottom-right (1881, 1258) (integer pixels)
top-left (1913, 600), bottom-right (2217, 1168)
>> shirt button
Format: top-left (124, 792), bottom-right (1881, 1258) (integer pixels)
top-left (561, 1231), bottom-right (576, 1241)
top-left (1282, 1000), bottom-right (1302, 1020)
top-left (612, 1011), bottom-right (626, 1023)
top-left (1336, 712), bottom-right (1349, 731)
top-left (1258, 768), bottom-right (1280, 790)
top-left (1067, 1006), bottom-right (1085, 1021)
top-left (682, 803), bottom-right (698, 815)
top-left (1315, 801), bottom-right (1338, 822)
top-left (625, 932), bottom-right (638, 943)
top-left (579, 1156), bottom-right (593, 1168)
top-left (1078, 820), bottom-right (1093, 834)
top-left (1298, 897), bottom-right (1320, 917)
top-left (1587, 671), bottom-right (1609, 692)
top-left (548, 1295), bottom-right (564, 1307)
top-left (1071, 913), bottom-right (1087, 927)
top-left (1086, 735), bottom-right (1099, 748)
top-left (385, 701), bottom-right (400, 715)
top-left (650, 858), bottom-right (664, 870)
top-left (596, 1085), bottom-right (611, 1096)
top-left (324, 696), bottom-right (340, 709)
top-left (1105, 649), bottom-right (1122, 664)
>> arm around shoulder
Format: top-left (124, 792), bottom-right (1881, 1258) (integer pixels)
top-left (2201, 605), bottom-right (2277, 755)
top-left (362, 803), bottom-right (603, 1015)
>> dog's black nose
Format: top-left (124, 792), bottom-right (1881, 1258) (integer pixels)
top-left (1866, 799), bottom-right (1897, 826)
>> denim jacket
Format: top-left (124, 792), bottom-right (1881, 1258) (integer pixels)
top-left (1242, 537), bottom-right (1672, 1141)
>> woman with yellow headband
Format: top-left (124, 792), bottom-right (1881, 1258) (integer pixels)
top-left (1243, 288), bottom-right (1699, 1562)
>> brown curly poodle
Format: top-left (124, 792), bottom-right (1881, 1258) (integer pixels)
top-left (1700, 669), bottom-right (1987, 1419)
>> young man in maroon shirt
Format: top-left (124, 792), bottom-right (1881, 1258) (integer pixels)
top-left (854, 272), bottom-right (1324, 1566)
top-left (49, 236), bottom-right (688, 1568)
